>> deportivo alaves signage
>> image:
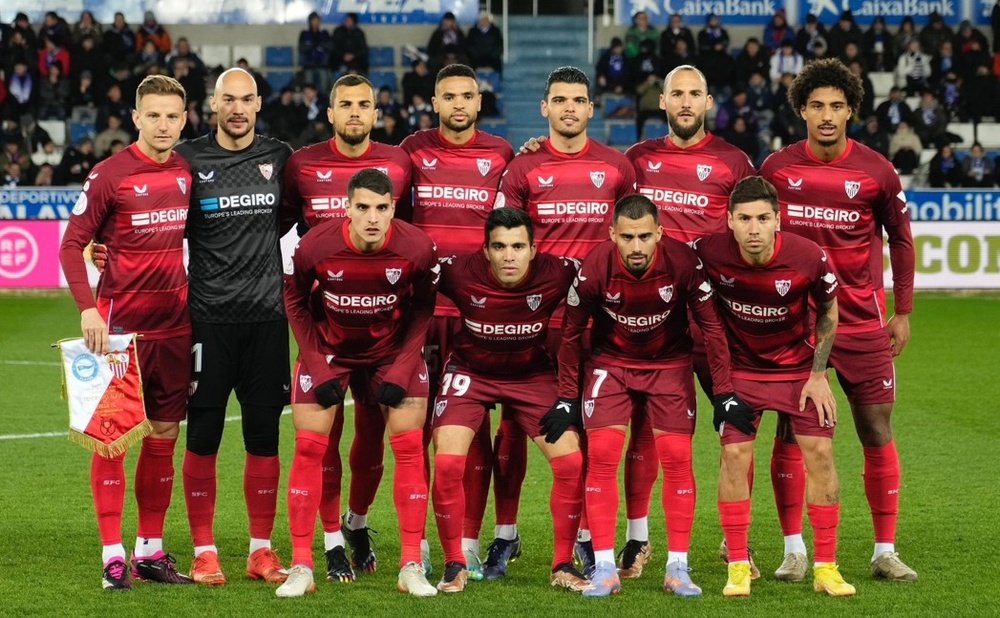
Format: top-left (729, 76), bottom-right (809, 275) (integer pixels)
top-left (619, 0), bottom-right (966, 25)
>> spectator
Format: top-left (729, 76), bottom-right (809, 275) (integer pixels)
top-left (714, 85), bottom-right (757, 135)
top-left (795, 13), bottom-right (827, 60)
top-left (735, 38), bottom-right (769, 79)
top-left (107, 139), bottom-right (126, 158)
top-left (723, 116), bottom-right (759, 162)
top-left (6, 60), bottom-right (35, 118)
top-left (135, 10), bottom-right (171, 56)
top-left (5, 30), bottom-right (36, 75)
top-left (331, 12), bottom-right (368, 74)
top-left (963, 65), bottom-right (997, 123)
top-left (931, 40), bottom-right (964, 87)
top-left (477, 76), bottom-right (500, 117)
top-left (33, 162), bottom-right (55, 185)
top-left (771, 72), bottom-right (805, 146)
top-left (663, 38), bottom-right (695, 73)
top-left (102, 12), bottom-right (135, 63)
top-left (39, 11), bottom-right (71, 49)
top-left (37, 60), bottom-right (71, 119)
top-left (133, 40), bottom-right (164, 77)
top-left (54, 137), bottom-right (97, 184)
top-left (993, 0), bottom-right (1000, 53)
top-left (466, 11), bottom-right (503, 73)
top-left (770, 40), bottom-right (803, 84)
top-left (697, 12), bottom-right (729, 55)
top-left (630, 38), bottom-right (663, 82)
top-left (11, 13), bottom-right (38, 54)
top-left (895, 39), bottom-right (931, 95)
top-left (295, 116), bottom-right (334, 148)
top-left (635, 70), bottom-right (663, 139)
top-left (375, 86), bottom-right (400, 127)
top-left (876, 86), bottom-right (912, 133)
top-left (96, 82), bottom-right (130, 132)
top-left (848, 60), bottom-right (875, 120)
top-left (236, 57), bottom-right (272, 101)
top-left (31, 141), bottom-right (62, 167)
top-left (961, 39), bottom-right (992, 75)
top-left (697, 13), bottom-right (734, 94)
top-left (913, 90), bottom-right (948, 147)
top-left (840, 41), bottom-right (865, 72)
top-left (938, 70), bottom-right (962, 119)
top-left (746, 71), bottom-right (775, 133)
top-left (71, 10), bottom-right (102, 47)
top-left (300, 83), bottom-right (323, 123)
top-left (893, 16), bottom-right (918, 60)
top-left (166, 38), bottom-right (206, 79)
top-left (428, 11), bottom-right (466, 72)
top-left (39, 37), bottom-right (72, 78)
top-left (371, 112), bottom-right (407, 145)
top-left (625, 11), bottom-right (658, 59)
top-left (22, 117), bottom-right (52, 152)
top-left (762, 9), bottom-right (794, 54)
top-left (659, 13), bottom-right (696, 61)
top-left (962, 142), bottom-right (995, 187)
top-left (862, 16), bottom-right (893, 72)
top-left (298, 12), bottom-right (332, 95)
top-left (93, 113), bottom-right (129, 159)
top-left (262, 87), bottom-right (306, 142)
top-left (181, 101), bottom-right (211, 141)
top-left (596, 37), bottom-right (630, 94)
top-left (405, 94), bottom-right (433, 131)
top-left (72, 35), bottom-right (103, 90)
top-left (402, 59), bottom-right (434, 108)
top-left (172, 58), bottom-right (206, 112)
top-left (3, 160), bottom-right (23, 187)
top-left (826, 10), bottom-right (862, 59)
top-left (919, 11), bottom-right (953, 59)
top-left (888, 120), bottom-right (922, 173)
top-left (928, 144), bottom-right (962, 187)
top-left (857, 115), bottom-right (890, 158)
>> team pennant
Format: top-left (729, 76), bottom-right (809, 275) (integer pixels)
top-left (59, 334), bottom-right (149, 456)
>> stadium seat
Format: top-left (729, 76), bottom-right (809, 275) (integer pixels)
top-left (904, 96), bottom-right (920, 110)
top-left (476, 69), bottom-right (502, 94)
top-left (232, 44), bottom-right (263, 68)
top-left (266, 71), bottom-right (295, 92)
top-left (949, 122), bottom-right (975, 146)
top-left (869, 72), bottom-right (894, 98)
top-left (606, 121), bottom-right (636, 146)
top-left (479, 118), bottom-right (508, 139)
top-left (68, 121), bottom-right (96, 146)
top-left (920, 148), bottom-right (936, 165)
top-left (38, 119), bottom-right (66, 147)
top-left (976, 123), bottom-right (1000, 149)
top-left (642, 120), bottom-right (669, 140)
top-left (368, 70), bottom-right (398, 93)
top-left (602, 94), bottom-right (635, 119)
top-left (265, 45), bottom-right (295, 68)
top-left (369, 46), bottom-right (395, 68)
top-left (199, 44), bottom-right (232, 69)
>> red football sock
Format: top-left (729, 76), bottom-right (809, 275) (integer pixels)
top-left (718, 499), bottom-right (751, 562)
top-left (390, 429), bottom-right (428, 566)
top-left (808, 503), bottom-right (840, 563)
top-left (288, 430), bottom-right (328, 569)
top-left (91, 452), bottom-right (126, 545)
top-left (432, 453), bottom-right (467, 565)
top-left (245, 453), bottom-right (280, 540)
top-left (463, 419), bottom-right (493, 540)
top-left (771, 438), bottom-right (806, 536)
top-left (347, 405), bottom-right (385, 515)
top-left (135, 437), bottom-right (176, 539)
top-left (493, 417), bottom-right (527, 526)
top-left (863, 442), bottom-right (900, 543)
top-left (584, 428), bottom-right (626, 553)
top-left (319, 411), bottom-right (344, 533)
top-left (624, 420), bottom-right (658, 522)
top-left (182, 450), bottom-right (217, 547)
top-left (655, 432), bottom-right (695, 553)
top-left (549, 451), bottom-right (584, 568)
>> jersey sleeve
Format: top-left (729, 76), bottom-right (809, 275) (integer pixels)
top-left (282, 237), bottom-right (337, 384)
top-left (810, 247), bottom-right (839, 308)
top-left (495, 159), bottom-right (528, 210)
top-left (279, 153), bottom-right (303, 235)
top-left (877, 174), bottom-right (915, 315)
top-left (384, 238), bottom-right (439, 388)
top-left (615, 155), bottom-right (638, 199)
top-left (58, 171), bottom-right (117, 312)
top-left (557, 262), bottom-right (600, 399)
top-left (681, 250), bottom-right (734, 395)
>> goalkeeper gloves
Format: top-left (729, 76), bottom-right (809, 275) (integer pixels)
top-left (539, 398), bottom-right (582, 444)
top-left (712, 392), bottom-right (756, 436)
top-left (315, 379), bottom-right (346, 408)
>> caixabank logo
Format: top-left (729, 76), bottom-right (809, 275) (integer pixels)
top-left (623, 0), bottom-right (779, 25)
top-left (802, 0), bottom-right (956, 25)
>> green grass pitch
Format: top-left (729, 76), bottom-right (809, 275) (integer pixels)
top-left (0, 292), bottom-right (996, 616)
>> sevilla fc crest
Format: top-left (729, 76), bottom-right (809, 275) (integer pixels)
top-left (477, 158), bottom-right (492, 176)
top-left (659, 284), bottom-right (674, 303)
top-left (590, 171), bottom-right (605, 188)
top-left (385, 268), bottom-right (402, 284)
top-left (526, 294), bottom-right (542, 311)
top-left (775, 279), bottom-right (791, 296)
top-left (584, 399), bottom-right (595, 418)
top-left (299, 374), bottom-right (313, 393)
top-left (435, 400), bottom-right (448, 417)
top-left (844, 180), bottom-right (861, 199)
top-left (259, 163), bottom-right (274, 180)
top-left (696, 164), bottom-right (713, 181)
top-left (105, 351), bottom-right (130, 380)
top-left (176, 177), bottom-right (187, 195)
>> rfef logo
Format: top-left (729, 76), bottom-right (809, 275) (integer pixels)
top-left (0, 226), bottom-right (38, 279)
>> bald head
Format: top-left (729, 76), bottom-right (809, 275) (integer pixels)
top-left (211, 68), bottom-right (261, 148)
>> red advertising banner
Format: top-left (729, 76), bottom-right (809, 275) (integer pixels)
top-left (0, 221), bottom-right (62, 287)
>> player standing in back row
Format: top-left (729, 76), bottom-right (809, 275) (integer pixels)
top-left (759, 58), bottom-right (917, 583)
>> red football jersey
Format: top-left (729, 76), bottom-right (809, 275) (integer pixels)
top-left (759, 140), bottom-right (914, 334)
top-left (558, 238), bottom-right (733, 399)
top-left (495, 138), bottom-right (636, 260)
top-left (59, 144), bottom-right (192, 341)
top-left (438, 251), bottom-right (576, 376)
top-left (281, 139), bottom-right (412, 228)
top-left (626, 133), bottom-right (754, 242)
top-left (284, 219), bottom-right (438, 386)
top-left (693, 232), bottom-right (838, 380)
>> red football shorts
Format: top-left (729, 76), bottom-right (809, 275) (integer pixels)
top-left (430, 366), bottom-right (558, 439)
top-left (720, 377), bottom-right (836, 444)
top-left (141, 335), bottom-right (192, 423)
top-left (291, 356), bottom-right (430, 406)
top-left (828, 328), bottom-right (896, 405)
top-left (581, 362), bottom-right (696, 434)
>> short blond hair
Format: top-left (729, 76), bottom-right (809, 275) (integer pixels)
top-left (136, 74), bottom-right (186, 107)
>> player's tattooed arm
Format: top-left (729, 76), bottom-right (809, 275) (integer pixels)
top-left (802, 297), bottom-right (839, 426)
top-left (811, 297), bottom-right (838, 373)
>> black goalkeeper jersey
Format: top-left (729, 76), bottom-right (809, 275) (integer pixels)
top-left (177, 133), bottom-right (292, 323)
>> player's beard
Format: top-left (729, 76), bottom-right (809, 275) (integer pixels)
top-left (442, 113), bottom-right (476, 133)
top-left (336, 124), bottom-right (369, 146)
top-left (554, 122), bottom-right (586, 140)
top-left (668, 112), bottom-right (703, 141)
top-left (220, 115), bottom-right (252, 141)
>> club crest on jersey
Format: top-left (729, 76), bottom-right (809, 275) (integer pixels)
top-left (299, 374), bottom-right (313, 393)
top-left (435, 400), bottom-right (448, 417)
top-left (477, 158), bottom-right (492, 176)
top-left (385, 268), bottom-right (402, 285)
top-left (259, 163), bottom-right (273, 180)
top-left (659, 285), bottom-right (673, 303)
top-left (775, 279), bottom-right (791, 296)
top-left (584, 399), bottom-right (595, 418)
top-left (844, 180), bottom-right (861, 199)
top-left (316, 170), bottom-right (333, 182)
top-left (590, 171), bottom-right (605, 188)
top-left (133, 184), bottom-right (149, 196)
top-left (696, 164), bottom-right (712, 181)
top-left (106, 351), bottom-right (130, 380)
top-left (526, 294), bottom-right (542, 311)
top-left (198, 170), bottom-right (215, 182)
top-left (537, 175), bottom-right (554, 188)
top-left (176, 177), bottom-right (187, 195)
top-left (787, 177), bottom-right (803, 190)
